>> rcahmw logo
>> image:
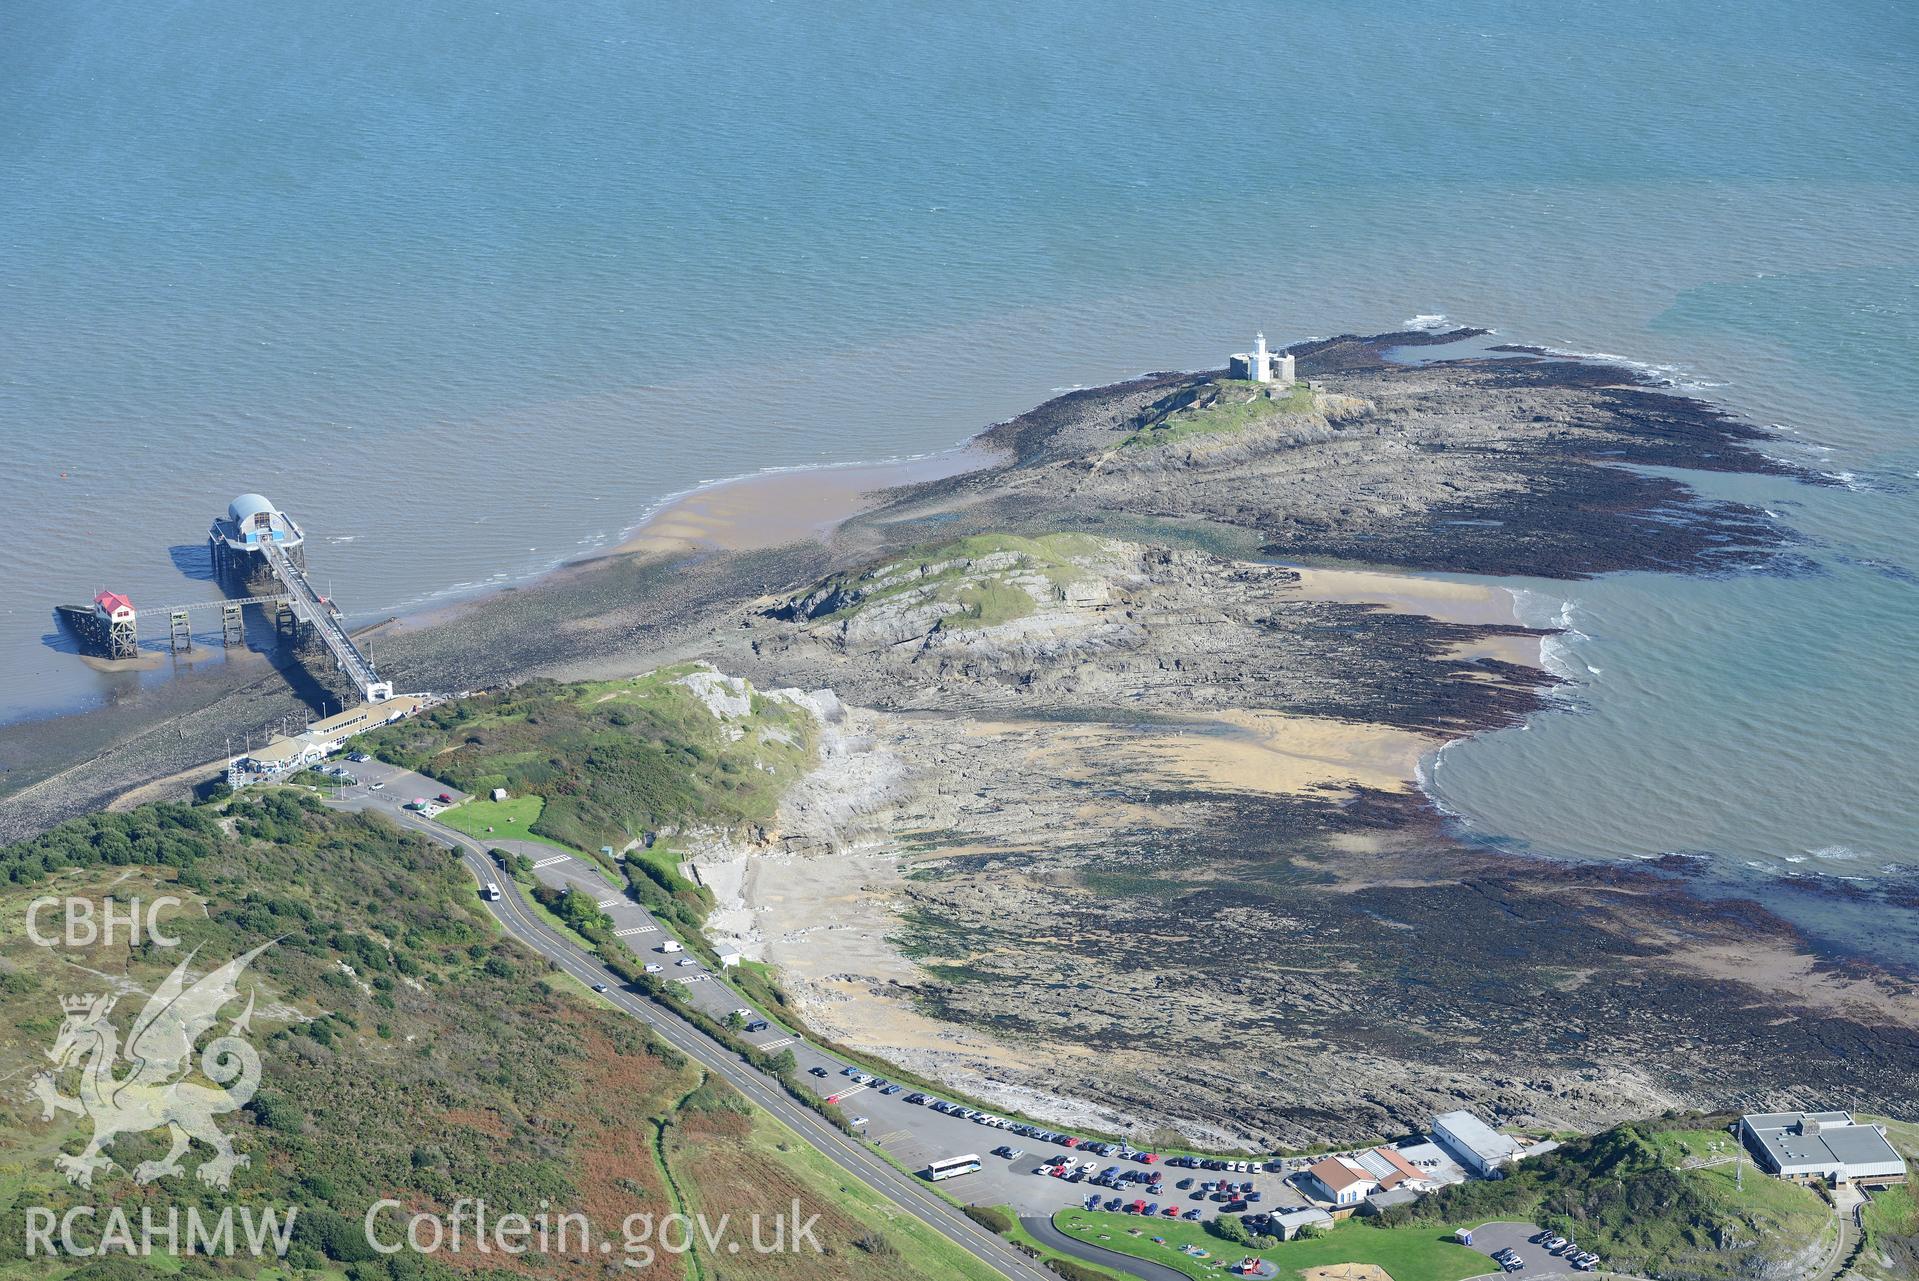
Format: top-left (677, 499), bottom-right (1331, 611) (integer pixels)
top-left (22, 937), bottom-right (300, 1259)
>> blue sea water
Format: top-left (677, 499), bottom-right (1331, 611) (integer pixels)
top-left (1, 2), bottom-right (1914, 953)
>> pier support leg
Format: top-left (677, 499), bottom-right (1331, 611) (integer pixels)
top-left (169, 610), bottom-right (192, 655)
top-left (275, 604), bottom-right (297, 648)
top-left (222, 603), bottom-right (244, 648)
top-left (107, 616), bottom-right (137, 661)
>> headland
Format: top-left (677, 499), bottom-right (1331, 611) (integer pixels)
top-left (3, 329), bottom-right (1912, 1147)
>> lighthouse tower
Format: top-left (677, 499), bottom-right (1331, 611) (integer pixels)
top-left (1229, 331), bottom-right (1296, 386)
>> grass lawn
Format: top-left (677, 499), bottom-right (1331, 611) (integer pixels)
top-left (439, 793), bottom-right (575, 851)
top-left (1054, 1211), bottom-right (1487, 1281)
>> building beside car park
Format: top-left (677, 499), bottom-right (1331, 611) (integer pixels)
top-left (1301, 1155), bottom-right (1378, 1206)
top-left (1432, 1109), bottom-right (1522, 1177)
top-left (1738, 1111), bottom-right (1908, 1186)
top-left (1271, 1207), bottom-right (1335, 1240)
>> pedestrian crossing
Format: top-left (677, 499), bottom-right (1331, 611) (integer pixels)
top-left (756, 1037), bottom-right (794, 1051)
top-left (530, 854), bottom-right (570, 869)
top-left (613, 925), bottom-right (657, 937)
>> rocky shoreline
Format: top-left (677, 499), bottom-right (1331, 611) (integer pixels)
top-left (4, 329), bottom-right (1913, 1145)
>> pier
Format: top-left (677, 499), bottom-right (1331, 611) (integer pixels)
top-left (206, 493), bottom-right (394, 703)
top-left (58, 493), bottom-right (396, 705)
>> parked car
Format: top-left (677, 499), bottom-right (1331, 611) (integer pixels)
top-left (369, 782), bottom-right (385, 790)
top-left (809, 1066), bottom-right (829, 1077)
top-left (1182, 1208), bottom-right (1201, 1220)
top-left (880, 1083), bottom-right (902, 1095)
top-left (675, 957), bottom-right (696, 967)
top-left (436, 792), bottom-right (454, 803)
top-left (905, 1092), bottom-right (927, 1104)
top-left (848, 1115), bottom-right (868, 1129)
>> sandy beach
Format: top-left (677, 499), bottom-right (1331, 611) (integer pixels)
top-left (613, 445), bottom-right (998, 558)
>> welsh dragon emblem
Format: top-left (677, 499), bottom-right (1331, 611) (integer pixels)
top-left (30, 941), bottom-right (272, 1191)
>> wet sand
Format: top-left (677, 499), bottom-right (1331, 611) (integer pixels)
top-left (1285, 565), bottom-right (1523, 627)
top-left (614, 445), bottom-right (999, 557)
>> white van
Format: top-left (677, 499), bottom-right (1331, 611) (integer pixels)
top-left (659, 940), bottom-right (683, 954)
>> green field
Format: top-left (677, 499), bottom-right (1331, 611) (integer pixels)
top-left (437, 792), bottom-right (573, 849)
top-left (1054, 1212), bottom-right (1487, 1281)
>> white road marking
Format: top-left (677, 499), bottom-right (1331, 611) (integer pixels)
top-left (756, 1036), bottom-right (794, 1050)
top-left (531, 854), bottom-right (570, 868)
top-left (613, 925), bottom-right (656, 937)
top-left (596, 897), bottom-right (621, 908)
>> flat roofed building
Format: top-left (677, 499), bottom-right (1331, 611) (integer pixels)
top-left (1432, 1110), bottom-right (1521, 1177)
top-left (1739, 1111), bottom-right (1907, 1186)
top-left (1272, 1207), bottom-right (1334, 1240)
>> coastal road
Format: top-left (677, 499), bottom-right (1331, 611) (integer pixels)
top-left (331, 787), bottom-right (1056, 1281)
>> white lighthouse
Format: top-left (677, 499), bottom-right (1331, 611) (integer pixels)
top-left (1230, 332), bottom-right (1295, 386)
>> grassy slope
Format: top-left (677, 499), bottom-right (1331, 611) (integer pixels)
top-left (1121, 379), bottom-right (1315, 449)
top-left (1854, 1116), bottom-right (1919, 1281)
top-left (1054, 1212), bottom-right (1485, 1281)
top-left (0, 795), bottom-right (1002, 1281)
top-left (667, 1089), bottom-right (1004, 1281)
top-left (361, 665), bottom-right (816, 854)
